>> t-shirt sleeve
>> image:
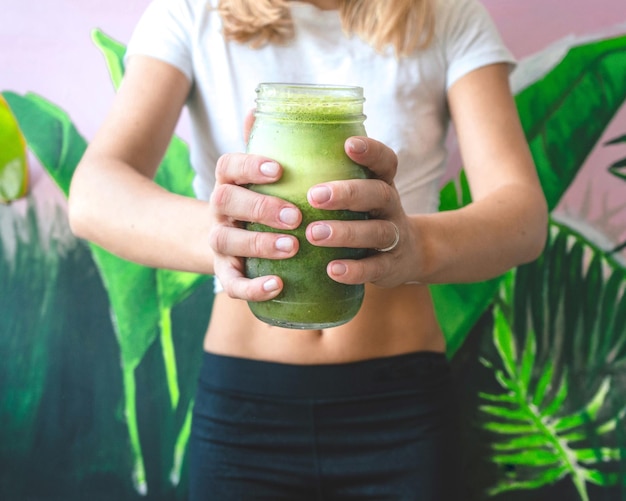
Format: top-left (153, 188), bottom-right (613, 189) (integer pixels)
top-left (124, 0), bottom-right (195, 83)
top-left (442, 0), bottom-right (516, 89)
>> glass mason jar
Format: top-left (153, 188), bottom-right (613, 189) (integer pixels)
top-left (245, 83), bottom-right (369, 329)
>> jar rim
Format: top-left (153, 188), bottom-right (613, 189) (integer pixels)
top-left (256, 82), bottom-right (364, 101)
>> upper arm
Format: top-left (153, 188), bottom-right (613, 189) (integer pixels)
top-left (447, 63), bottom-right (541, 202)
top-left (82, 55), bottom-right (192, 179)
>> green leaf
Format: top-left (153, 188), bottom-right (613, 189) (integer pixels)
top-left (540, 371), bottom-right (568, 418)
top-left (574, 447), bottom-right (621, 464)
top-left (552, 378), bottom-right (610, 432)
top-left (491, 433), bottom-right (550, 451)
top-left (604, 133), bottom-right (626, 145)
top-left (608, 157), bottom-right (626, 181)
top-left (91, 29), bottom-right (126, 88)
top-left (581, 468), bottom-right (620, 486)
top-left (532, 356), bottom-right (556, 409)
top-left (479, 392), bottom-right (517, 404)
top-left (492, 448), bottom-right (561, 466)
top-left (487, 466), bottom-right (569, 495)
top-left (494, 370), bottom-right (518, 394)
top-left (2, 91), bottom-right (85, 197)
top-left (431, 278), bottom-right (500, 358)
top-left (3, 30), bottom-right (212, 495)
top-left (479, 404), bottom-right (529, 421)
top-left (483, 421), bottom-right (538, 434)
top-left (493, 306), bottom-right (518, 379)
top-left (2, 92), bottom-right (161, 368)
top-left (519, 330), bottom-right (537, 393)
top-left (477, 220), bottom-right (626, 499)
top-left (517, 33), bottom-right (626, 210)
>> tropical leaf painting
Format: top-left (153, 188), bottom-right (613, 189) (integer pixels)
top-left (477, 222), bottom-right (626, 500)
top-left (2, 31), bottom-right (210, 495)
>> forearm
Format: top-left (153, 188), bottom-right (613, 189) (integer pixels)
top-left (412, 182), bottom-right (548, 284)
top-left (68, 156), bottom-right (215, 274)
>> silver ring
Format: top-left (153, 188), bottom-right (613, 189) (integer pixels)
top-left (376, 222), bottom-right (400, 252)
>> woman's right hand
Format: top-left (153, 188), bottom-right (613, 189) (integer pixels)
top-left (208, 153), bottom-right (302, 301)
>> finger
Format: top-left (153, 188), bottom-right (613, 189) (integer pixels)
top-left (210, 225), bottom-right (299, 258)
top-left (307, 178), bottom-right (399, 215)
top-left (243, 108), bottom-right (256, 144)
top-left (345, 136), bottom-right (398, 185)
top-left (306, 219), bottom-right (398, 251)
top-left (211, 184), bottom-right (302, 229)
top-left (216, 258), bottom-right (284, 301)
top-left (326, 254), bottom-right (394, 286)
top-left (215, 152), bottom-right (281, 186)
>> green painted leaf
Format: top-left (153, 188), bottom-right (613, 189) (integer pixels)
top-left (581, 469), bottom-right (620, 486)
top-left (540, 371), bottom-right (568, 418)
top-left (479, 404), bottom-right (529, 421)
top-left (483, 422), bottom-right (538, 434)
top-left (493, 307), bottom-right (518, 379)
top-left (2, 91), bottom-right (160, 368)
top-left (574, 447), bottom-right (621, 464)
top-left (492, 448), bottom-right (561, 466)
top-left (608, 158), bottom-right (626, 181)
top-left (487, 466), bottom-right (568, 495)
top-left (532, 356), bottom-right (555, 409)
top-left (478, 221), bottom-right (626, 499)
top-left (518, 34), bottom-right (626, 210)
top-left (519, 329), bottom-right (537, 394)
top-left (3, 32), bottom-right (211, 493)
top-left (604, 133), bottom-right (626, 145)
top-left (91, 29), bottom-right (126, 88)
top-left (479, 392), bottom-right (517, 404)
top-left (494, 370), bottom-right (517, 393)
top-left (491, 433), bottom-right (549, 451)
top-left (2, 92), bottom-right (84, 197)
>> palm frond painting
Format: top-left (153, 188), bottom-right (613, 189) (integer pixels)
top-left (478, 222), bottom-right (626, 499)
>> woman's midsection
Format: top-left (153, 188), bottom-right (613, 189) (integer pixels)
top-left (203, 283), bottom-right (446, 364)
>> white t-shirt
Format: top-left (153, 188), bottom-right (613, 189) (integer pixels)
top-left (125, 0), bottom-right (515, 215)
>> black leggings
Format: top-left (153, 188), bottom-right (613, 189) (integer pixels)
top-left (189, 351), bottom-right (463, 500)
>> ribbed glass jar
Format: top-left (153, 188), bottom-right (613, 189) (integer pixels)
top-left (245, 83), bottom-right (369, 329)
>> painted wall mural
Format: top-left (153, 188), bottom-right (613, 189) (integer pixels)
top-left (2, 1), bottom-right (626, 500)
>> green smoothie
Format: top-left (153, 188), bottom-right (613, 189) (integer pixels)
top-left (245, 84), bottom-right (369, 329)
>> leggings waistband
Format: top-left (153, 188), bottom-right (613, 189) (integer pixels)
top-left (198, 351), bottom-right (450, 399)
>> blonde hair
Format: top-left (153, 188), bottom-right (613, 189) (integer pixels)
top-left (216, 0), bottom-right (435, 56)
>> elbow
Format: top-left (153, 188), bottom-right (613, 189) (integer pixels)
top-left (67, 172), bottom-right (95, 241)
top-left (522, 196), bottom-right (550, 264)
top-left (67, 191), bottom-right (89, 240)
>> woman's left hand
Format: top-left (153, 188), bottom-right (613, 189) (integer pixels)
top-left (305, 136), bottom-right (419, 288)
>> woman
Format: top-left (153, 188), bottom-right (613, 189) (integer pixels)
top-left (68, 0), bottom-right (548, 498)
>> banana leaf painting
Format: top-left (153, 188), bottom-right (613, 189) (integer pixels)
top-left (1, 27), bottom-right (626, 501)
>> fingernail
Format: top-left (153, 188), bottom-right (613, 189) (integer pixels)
top-left (279, 207), bottom-right (299, 225)
top-left (310, 224), bottom-right (331, 241)
top-left (347, 138), bottom-right (366, 154)
top-left (330, 262), bottom-right (347, 276)
top-left (309, 186), bottom-right (331, 204)
top-left (263, 278), bottom-right (280, 292)
top-left (260, 162), bottom-right (279, 177)
top-left (275, 237), bottom-right (294, 252)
